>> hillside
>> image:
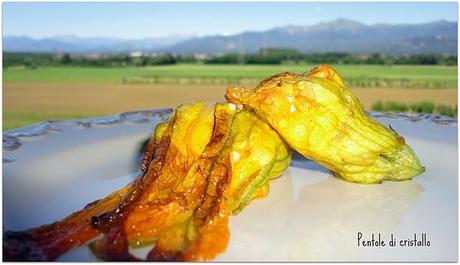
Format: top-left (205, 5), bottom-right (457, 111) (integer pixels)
top-left (3, 19), bottom-right (457, 55)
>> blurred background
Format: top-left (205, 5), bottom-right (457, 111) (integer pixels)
top-left (3, 2), bottom-right (458, 130)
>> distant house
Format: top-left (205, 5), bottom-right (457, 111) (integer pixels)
top-left (85, 53), bottom-right (101, 59)
top-left (130, 51), bottom-right (143, 57)
top-left (193, 53), bottom-right (208, 60)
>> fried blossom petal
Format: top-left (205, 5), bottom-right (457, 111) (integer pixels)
top-left (226, 65), bottom-right (424, 184)
top-left (4, 101), bottom-right (291, 261)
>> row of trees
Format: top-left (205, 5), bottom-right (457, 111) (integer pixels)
top-left (205, 48), bottom-right (457, 65)
top-left (4, 52), bottom-right (200, 68)
top-left (3, 49), bottom-right (457, 68)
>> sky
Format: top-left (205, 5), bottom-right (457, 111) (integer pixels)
top-left (3, 2), bottom-right (458, 39)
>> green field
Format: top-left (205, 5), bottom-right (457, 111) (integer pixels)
top-left (4, 64), bottom-right (457, 89)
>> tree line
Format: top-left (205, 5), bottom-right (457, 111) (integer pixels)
top-left (205, 48), bottom-right (457, 65)
top-left (3, 52), bottom-right (193, 68)
top-left (3, 49), bottom-right (457, 68)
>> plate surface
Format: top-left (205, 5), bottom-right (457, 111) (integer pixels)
top-left (3, 110), bottom-right (458, 261)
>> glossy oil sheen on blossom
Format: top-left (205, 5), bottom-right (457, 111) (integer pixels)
top-left (226, 65), bottom-right (425, 184)
top-left (95, 101), bottom-right (292, 261)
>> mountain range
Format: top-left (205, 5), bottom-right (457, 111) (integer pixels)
top-left (3, 19), bottom-right (457, 55)
top-left (3, 34), bottom-right (191, 54)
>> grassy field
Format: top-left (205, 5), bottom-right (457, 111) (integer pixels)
top-left (4, 64), bottom-right (458, 88)
top-left (3, 64), bottom-right (458, 131)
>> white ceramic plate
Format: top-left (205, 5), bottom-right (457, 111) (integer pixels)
top-left (3, 110), bottom-right (458, 262)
